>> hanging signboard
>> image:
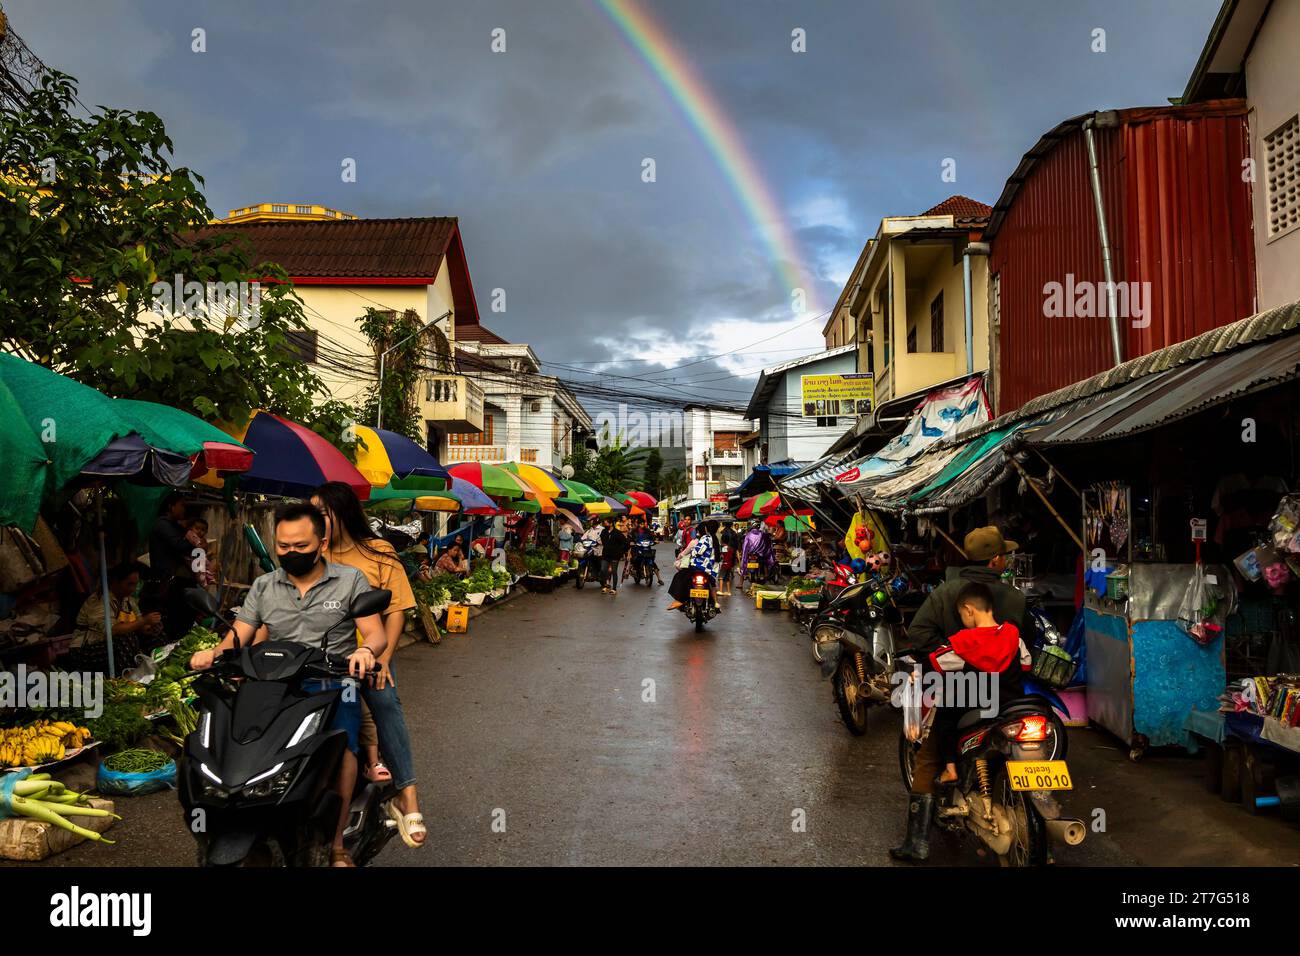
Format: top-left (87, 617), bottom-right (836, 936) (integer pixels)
top-left (801, 372), bottom-right (874, 417)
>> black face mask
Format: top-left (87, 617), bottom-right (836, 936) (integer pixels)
top-left (279, 549), bottom-right (321, 577)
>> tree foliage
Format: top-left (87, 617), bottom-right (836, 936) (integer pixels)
top-left (563, 427), bottom-right (647, 494)
top-left (0, 71), bottom-right (352, 441)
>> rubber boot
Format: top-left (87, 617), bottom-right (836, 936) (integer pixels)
top-left (888, 793), bottom-right (935, 862)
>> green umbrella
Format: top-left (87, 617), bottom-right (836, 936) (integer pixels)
top-left (561, 479), bottom-right (604, 503)
top-left (113, 398), bottom-right (250, 457)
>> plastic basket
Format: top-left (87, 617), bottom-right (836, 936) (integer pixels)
top-left (1031, 645), bottom-right (1078, 689)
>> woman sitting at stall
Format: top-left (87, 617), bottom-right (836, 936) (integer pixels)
top-left (71, 561), bottom-right (163, 674)
top-left (434, 541), bottom-right (470, 578)
top-left (666, 519), bottom-right (721, 611)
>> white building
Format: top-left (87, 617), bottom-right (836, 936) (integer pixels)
top-left (447, 333), bottom-right (592, 469)
top-left (743, 345), bottom-right (859, 466)
top-left (681, 405), bottom-right (754, 501)
top-left (1183, 0), bottom-right (1300, 311)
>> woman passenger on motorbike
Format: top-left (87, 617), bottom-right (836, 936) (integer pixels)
top-left (311, 482), bottom-right (426, 850)
top-left (666, 519), bottom-right (721, 611)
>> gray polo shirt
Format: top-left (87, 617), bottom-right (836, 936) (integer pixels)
top-left (236, 561), bottom-right (372, 657)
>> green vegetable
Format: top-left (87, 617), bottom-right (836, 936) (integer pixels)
top-left (102, 748), bottom-right (170, 774)
top-left (85, 701), bottom-right (150, 751)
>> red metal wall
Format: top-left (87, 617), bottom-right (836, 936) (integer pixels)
top-left (991, 102), bottom-right (1255, 413)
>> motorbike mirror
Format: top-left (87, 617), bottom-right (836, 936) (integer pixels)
top-left (184, 587), bottom-right (220, 617)
top-left (349, 589), bottom-right (392, 619)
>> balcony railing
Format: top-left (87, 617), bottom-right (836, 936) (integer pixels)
top-left (445, 445), bottom-right (506, 463)
top-left (520, 448), bottom-right (539, 463)
top-left (420, 374), bottom-right (485, 433)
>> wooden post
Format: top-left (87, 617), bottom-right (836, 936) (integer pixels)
top-left (930, 522), bottom-right (969, 561)
top-left (1011, 458), bottom-right (1086, 552)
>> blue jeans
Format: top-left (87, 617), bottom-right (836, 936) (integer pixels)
top-left (301, 677), bottom-right (362, 755)
top-left (361, 659), bottom-right (417, 790)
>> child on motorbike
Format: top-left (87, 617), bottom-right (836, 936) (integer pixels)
top-left (928, 582), bottom-right (1031, 785)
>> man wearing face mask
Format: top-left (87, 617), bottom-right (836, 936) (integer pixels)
top-left (189, 502), bottom-right (387, 867)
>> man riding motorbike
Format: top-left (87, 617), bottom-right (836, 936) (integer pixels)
top-left (666, 520), bottom-right (721, 611)
top-left (189, 502), bottom-right (388, 867)
top-left (889, 525), bottom-right (1031, 863)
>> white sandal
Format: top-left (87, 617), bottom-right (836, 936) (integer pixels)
top-left (387, 801), bottom-right (427, 848)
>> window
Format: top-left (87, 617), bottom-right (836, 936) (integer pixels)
top-left (930, 291), bottom-right (944, 352)
top-left (295, 205), bottom-right (313, 215)
top-left (816, 417), bottom-right (838, 428)
top-left (271, 204), bottom-right (288, 214)
top-left (449, 415), bottom-right (492, 446)
top-left (1265, 114), bottom-right (1300, 240)
top-left (906, 325), bottom-right (918, 354)
top-left (282, 329), bottom-right (318, 363)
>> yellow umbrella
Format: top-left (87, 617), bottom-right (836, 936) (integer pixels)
top-left (502, 461), bottom-right (565, 497)
top-left (584, 499), bottom-right (612, 516)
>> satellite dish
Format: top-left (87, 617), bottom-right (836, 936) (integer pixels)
top-left (561, 464), bottom-right (575, 479)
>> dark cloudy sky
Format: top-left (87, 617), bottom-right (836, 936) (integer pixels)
top-left (10, 0), bottom-right (1220, 411)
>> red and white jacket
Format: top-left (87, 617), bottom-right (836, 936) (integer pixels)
top-left (929, 621), bottom-right (1031, 675)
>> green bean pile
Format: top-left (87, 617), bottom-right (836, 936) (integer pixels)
top-left (102, 749), bottom-right (170, 774)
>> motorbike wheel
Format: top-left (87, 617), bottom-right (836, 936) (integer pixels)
top-left (832, 654), bottom-right (869, 736)
top-left (898, 734), bottom-right (920, 792)
top-left (576, 565), bottom-right (586, 589)
top-left (993, 764), bottom-right (1048, 867)
top-left (694, 607), bottom-right (705, 633)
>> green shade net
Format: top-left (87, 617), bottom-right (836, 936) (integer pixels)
top-left (113, 398), bottom-right (248, 455)
top-left (0, 375), bottom-right (52, 531)
top-left (0, 354), bottom-right (134, 530)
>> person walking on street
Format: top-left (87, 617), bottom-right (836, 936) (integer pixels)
top-left (601, 517), bottom-right (629, 594)
top-left (718, 521), bottom-right (738, 596)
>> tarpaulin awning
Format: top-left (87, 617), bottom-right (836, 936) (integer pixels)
top-left (733, 461), bottom-right (809, 497)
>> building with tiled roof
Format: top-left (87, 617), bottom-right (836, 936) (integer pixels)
top-left (822, 195), bottom-right (995, 415)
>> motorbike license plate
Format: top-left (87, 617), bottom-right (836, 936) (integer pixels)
top-left (689, 588), bottom-right (711, 599)
top-left (746, 562), bottom-right (759, 569)
top-left (1006, 760), bottom-right (1073, 792)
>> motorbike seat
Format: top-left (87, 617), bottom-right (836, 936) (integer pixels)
top-left (952, 694), bottom-right (1050, 731)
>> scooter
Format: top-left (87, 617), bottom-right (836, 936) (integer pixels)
top-left (629, 541), bottom-right (657, 586)
top-left (573, 540), bottom-right (597, 589)
top-left (814, 579), bottom-right (906, 733)
top-left (178, 588), bottom-right (399, 867)
top-left (895, 651), bottom-right (1085, 866)
top-left (681, 569), bottom-right (718, 633)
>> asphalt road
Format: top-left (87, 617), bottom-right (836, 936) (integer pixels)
top-left (22, 543), bottom-right (1300, 867)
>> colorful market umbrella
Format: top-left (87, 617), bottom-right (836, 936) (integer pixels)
top-left (113, 398), bottom-right (253, 479)
top-left (602, 496), bottom-right (629, 515)
top-left (583, 498), bottom-right (612, 516)
top-left (222, 410), bottom-right (371, 500)
top-left (367, 486), bottom-right (462, 513)
top-left (623, 490), bottom-right (658, 509)
top-left (560, 479), bottom-right (604, 503)
top-left (736, 491), bottom-right (785, 519)
top-left (353, 425), bottom-right (449, 490)
top-left (555, 508), bottom-right (585, 534)
top-left (502, 462), bottom-right (565, 497)
top-left (448, 462), bottom-right (535, 499)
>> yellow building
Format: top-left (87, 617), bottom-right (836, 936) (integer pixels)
top-left (824, 195), bottom-right (993, 406)
top-left (221, 202), bottom-right (359, 224)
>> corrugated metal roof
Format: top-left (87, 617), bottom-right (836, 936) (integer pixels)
top-left (970, 300), bottom-right (1300, 444)
top-left (1028, 325), bottom-right (1300, 445)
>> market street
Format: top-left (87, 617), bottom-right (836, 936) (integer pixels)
top-left (16, 541), bottom-right (1299, 869)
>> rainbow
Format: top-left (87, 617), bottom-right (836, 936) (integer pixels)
top-left (596, 0), bottom-right (821, 314)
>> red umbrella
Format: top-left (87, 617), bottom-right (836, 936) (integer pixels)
top-left (736, 491), bottom-right (784, 519)
top-left (623, 490), bottom-right (657, 509)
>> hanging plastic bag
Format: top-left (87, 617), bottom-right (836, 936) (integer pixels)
top-left (96, 757), bottom-right (177, 796)
top-left (1177, 563), bottom-right (1232, 646)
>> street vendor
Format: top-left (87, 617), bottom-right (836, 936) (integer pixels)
top-left (71, 560), bottom-right (162, 674)
top-left (434, 541), bottom-right (470, 577)
top-left (147, 492), bottom-right (199, 640)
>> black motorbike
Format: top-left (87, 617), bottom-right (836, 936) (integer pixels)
top-left (681, 569), bottom-right (718, 633)
top-left (895, 650), bottom-right (1085, 866)
top-left (179, 588), bottom-right (399, 867)
top-left (629, 541), bottom-right (657, 586)
top-left (814, 579), bottom-right (906, 734)
top-left (574, 541), bottom-right (597, 589)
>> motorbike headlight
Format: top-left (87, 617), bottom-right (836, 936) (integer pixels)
top-left (241, 762), bottom-right (297, 799)
top-left (287, 710), bottom-right (325, 747)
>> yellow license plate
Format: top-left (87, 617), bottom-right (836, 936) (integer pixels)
top-left (1006, 760), bottom-right (1073, 791)
top-left (689, 588), bottom-right (711, 599)
top-left (746, 562), bottom-right (759, 569)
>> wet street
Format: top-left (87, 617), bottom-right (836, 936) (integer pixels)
top-left (22, 542), bottom-right (1300, 867)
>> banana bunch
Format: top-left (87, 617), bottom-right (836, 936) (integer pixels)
top-left (0, 721), bottom-right (92, 767)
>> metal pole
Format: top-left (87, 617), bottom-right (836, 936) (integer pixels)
top-left (97, 492), bottom-right (115, 677)
top-left (1084, 115), bottom-right (1124, 366)
top-left (962, 241), bottom-right (989, 375)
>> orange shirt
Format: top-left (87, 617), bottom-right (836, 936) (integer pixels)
top-left (324, 537), bottom-right (416, 615)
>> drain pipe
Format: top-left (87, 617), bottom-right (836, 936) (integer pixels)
top-left (1083, 112), bottom-right (1124, 366)
top-left (962, 241), bottom-right (989, 374)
